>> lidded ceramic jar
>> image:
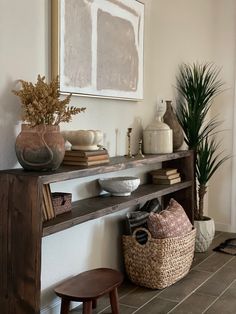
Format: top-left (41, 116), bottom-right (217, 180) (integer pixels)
top-left (143, 101), bottom-right (173, 154)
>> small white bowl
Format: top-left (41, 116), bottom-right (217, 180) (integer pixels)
top-left (98, 176), bottom-right (140, 196)
top-left (61, 130), bottom-right (103, 151)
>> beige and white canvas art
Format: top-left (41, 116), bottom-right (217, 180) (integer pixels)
top-left (59, 0), bottom-right (144, 100)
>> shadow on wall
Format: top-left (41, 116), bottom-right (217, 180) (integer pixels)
top-left (0, 78), bottom-right (21, 170)
top-left (128, 116), bottom-right (144, 156)
top-left (88, 212), bottom-right (130, 272)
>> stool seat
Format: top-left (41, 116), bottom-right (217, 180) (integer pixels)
top-left (55, 268), bottom-right (123, 314)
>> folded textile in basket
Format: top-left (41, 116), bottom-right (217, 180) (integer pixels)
top-left (125, 198), bottom-right (162, 244)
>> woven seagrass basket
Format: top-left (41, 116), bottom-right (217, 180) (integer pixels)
top-left (122, 227), bottom-right (196, 289)
top-left (51, 192), bottom-right (72, 216)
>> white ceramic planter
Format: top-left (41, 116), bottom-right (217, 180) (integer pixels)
top-left (194, 217), bottom-right (215, 252)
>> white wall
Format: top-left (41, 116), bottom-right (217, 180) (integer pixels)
top-left (1, 0), bottom-right (235, 313)
top-left (207, 0), bottom-right (236, 231)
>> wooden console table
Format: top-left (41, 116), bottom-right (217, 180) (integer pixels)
top-left (0, 150), bottom-right (194, 314)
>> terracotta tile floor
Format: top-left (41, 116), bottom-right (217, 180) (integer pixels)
top-left (71, 231), bottom-right (236, 314)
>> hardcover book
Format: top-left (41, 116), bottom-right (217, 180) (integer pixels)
top-left (63, 154), bottom-right (109, 162)
top-left (65, 149), bottom-right (108, 157)
top-left (150, 168), bottom-right (178, 176)
top-left (63, 158), bottom-right (110, 166)
top-left (152, 173), bottom-right (180, 180)
top-left (152, 177), bottom-right (181, 185)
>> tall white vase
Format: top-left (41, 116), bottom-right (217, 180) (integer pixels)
top-left (194, 218), bottom-right (215, 252)
top-left (143, 100), bottom-right (173, 154)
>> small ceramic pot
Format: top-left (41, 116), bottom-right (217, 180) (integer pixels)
top-left (61, 129), bottom-right (103, 150)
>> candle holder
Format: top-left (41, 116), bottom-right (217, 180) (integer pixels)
top-left (136, 139), bottom-right (144, 158)
top-left (126, 128), bottom-right (134, 158)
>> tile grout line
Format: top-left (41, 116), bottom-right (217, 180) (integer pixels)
top-left (98, 302), bottom-right (139, 314)
top-left (129, 290), bottom-right (165, 314)
top-left (165, 255), bottom-right (235, 313)
top-left (191, 237), bottom-right (236, 270)
top-left (108, 233), bottom-right (234, 314)
top-left (202, 278), bottom-right (236, 313)
top-left (119, 285), bottom-right (139, 300)
top-left (129, 244), bottom-right (221, 311)
top-left (192, 230), bottom-right (236, 269)
top-left (98, 303), bottom-right (138, 314)
top-left (117, 251), bottom-right (232, 313)
top-left (214, 232), bottom-right (223, 239)
top-left (119, 303), bottom-right (139, 309)
top-left (191, 252), bottom-right (217, 270)
top-left (97, 285), bottom-right (139, 314)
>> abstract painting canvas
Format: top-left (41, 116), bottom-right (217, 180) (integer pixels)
top-left (54, 0), bottom-right (144, 100)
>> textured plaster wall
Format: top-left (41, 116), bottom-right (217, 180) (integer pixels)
top-left (0, 0), bottom-right (235, 312)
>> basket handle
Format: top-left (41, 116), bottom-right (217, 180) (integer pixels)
top-left (132, 227), bottom-right (152, 243)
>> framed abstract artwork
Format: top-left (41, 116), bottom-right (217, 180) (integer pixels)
top-left (52, 0), bottom-right (144, 100)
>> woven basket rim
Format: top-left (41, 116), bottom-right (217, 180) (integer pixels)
top-left (124, 227), bottom-right (196, 247)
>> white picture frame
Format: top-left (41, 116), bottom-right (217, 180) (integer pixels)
top-left (52, 0), bottom-right (144, 100)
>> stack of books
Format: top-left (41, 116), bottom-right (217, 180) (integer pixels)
top-left (42, 185), bottom-right (72, 222)
top-left (150, 168), bottom-right (181, 185)
top-left (63, 149), bottom-right (109, 166)
top-left (42, 184), bottom-right (55, 221)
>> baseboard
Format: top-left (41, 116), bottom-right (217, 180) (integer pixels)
top-left (215, 222), bottom-right (235, 233)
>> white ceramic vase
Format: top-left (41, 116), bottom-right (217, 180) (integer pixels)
top-left (194, 217), bottom-right (215, 252)
top-left (143, 101), bottom-right (173, 154)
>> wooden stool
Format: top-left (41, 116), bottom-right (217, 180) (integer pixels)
top-left (54, 268), bottom-right (124, 314)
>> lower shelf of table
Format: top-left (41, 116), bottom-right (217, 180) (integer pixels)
top-left (42, 181), bottom-right (193, 237)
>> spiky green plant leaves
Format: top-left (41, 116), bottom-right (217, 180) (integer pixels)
top-left (176, 62), bottom-right (224, 149)
top-left (176, 62), bottom-right (227, 220)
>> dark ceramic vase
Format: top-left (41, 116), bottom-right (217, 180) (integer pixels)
top-left (15, 124), bottom-right (65, 171)
top-left (163, 100), bottom-right (184, 150)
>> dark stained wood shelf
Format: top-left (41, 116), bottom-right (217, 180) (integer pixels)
top-left (1, 150), bottom-right (192, 184)
top-left (43, 181), bottom-right (192, 236)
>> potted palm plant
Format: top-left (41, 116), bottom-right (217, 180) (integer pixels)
top-left (176, 62), bottom-right (228, 252)
top-left (13, 75), bottom-right (86, 171)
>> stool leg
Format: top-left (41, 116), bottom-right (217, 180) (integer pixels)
top-left (60, 298), bottom-right (70, 314)
top-left (109, 288), bottom-right (120, 314)
top-left (83, 300), bottom-right (92, 314)
top-left (92, 298), bottom-right (97, 309)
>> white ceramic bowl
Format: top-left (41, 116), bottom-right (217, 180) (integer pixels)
top-left (61, 129), bottom-right (103, 150)
top-left (98, 176), bottom-right (140, 196)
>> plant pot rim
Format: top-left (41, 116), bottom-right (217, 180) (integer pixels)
top-left (194, 216), bottom-right (213, 222)
top-left (21, 124), bottom-right (60, 131)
